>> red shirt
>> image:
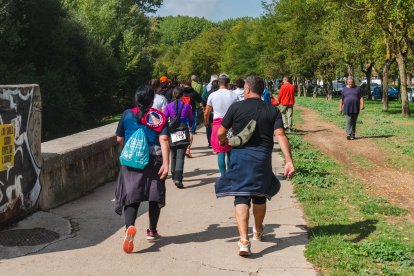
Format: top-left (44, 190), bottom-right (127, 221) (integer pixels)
top-left (278, 83), bottom-right (295, 106)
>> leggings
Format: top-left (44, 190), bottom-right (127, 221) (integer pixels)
top-left (217, 151), bottom-right (231, 176)
top-left (171, 145), bottom-right (187, 181)
top-left (124, 201), bottom-right (161, 231)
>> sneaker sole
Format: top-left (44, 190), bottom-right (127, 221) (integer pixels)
top-left (146, 236), bottom-right (160, 242)
top-left (238, 241), bottom-right (251, 256)
top-left (123, 226), bottom-right (136, 253)
top-left (239, 250), bottom-right (251, 256)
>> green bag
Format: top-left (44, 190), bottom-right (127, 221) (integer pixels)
top-left (228, 104), bottom-right (262, 147)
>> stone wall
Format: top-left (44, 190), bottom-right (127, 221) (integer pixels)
top-left (0, 85), bottom-right (42, 226)
top-left (39, 123), bottom-right (119, 210)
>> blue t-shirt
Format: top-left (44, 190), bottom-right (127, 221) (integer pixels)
top-left (116, 109), bottom-right (168, 147)
top-left (341, 86), bottom-right (362, 114)
top-left (262, 88), bottom-right (271, 103)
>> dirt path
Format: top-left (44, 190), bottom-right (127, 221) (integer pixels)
top-left (296, 106), bottom-right (414, 219)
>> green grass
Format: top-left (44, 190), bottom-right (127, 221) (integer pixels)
top-left (288, 112), bottom-right (414, 275)
top-left (295, 97), bottom-right (414, 173)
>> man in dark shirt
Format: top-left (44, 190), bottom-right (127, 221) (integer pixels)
top-left (216, 75), bottom-right (295, 256)
top-left (339, 77), bottom-right (364, 140)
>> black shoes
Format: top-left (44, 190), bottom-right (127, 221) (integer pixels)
top-left (347, 136), bottom-right (355, 140)
top-left (175, 180), bottom-right (184, 189)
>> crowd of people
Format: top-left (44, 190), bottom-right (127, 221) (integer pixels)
top-left (114, 73), bottom-right (296, 256)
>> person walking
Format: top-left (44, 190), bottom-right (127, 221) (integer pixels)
top-left (151, 79), bottom-right (168, 112)
top-left (277, 76), bottom-right (295, 132)
top-left (164, 87), bottom-right (194, 188)
top-left (339, 77), bottom-right (364, 140)
top-left (202, 79), bottom-right (219, 148)
top-left (182, 80), bottom-right (202, 157)
top-left (233, 79), bottom-right (245, 101)
top-left (204, 73), bottom-right (238, 176)
top-left (190, 75), bottom-right (203, 134)
top-left (216, 75), bottom-right (294, 256)
top-left (204, 74), bottom-right (219, 94)
top-left (115, 85), bottom-right (170, 253)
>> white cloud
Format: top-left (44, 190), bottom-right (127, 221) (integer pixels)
top-left (157, 0), bottom-right (219, 19)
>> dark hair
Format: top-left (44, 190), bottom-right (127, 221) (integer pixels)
top-left (183, 79), bottom-right (192, 86)
top-left (218, 73), bottom-right (230, 86)
top-left (172, 86), bottom-right (183, 100)
top-left (134, 85), bottom-right (155, 120)
top-left (211, 79), bottom-right (219, 88)
top-left (235, 79), bottom-right (245, 88)
top-left (151, 79), bottom-right (161, 89)
top-left (245, 75), bottom-right (265, 95)
top-left (161, 82), bottom-right (169, 89)
top-left (172, 86), bottom-right (184, 110)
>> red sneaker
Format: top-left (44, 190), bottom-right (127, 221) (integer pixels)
top-left (185, 148), bottom-right (192, 158)
top-left (123, 226), bottom-right (136, 253)
top-left (146, 229), bottom-right (160, 241)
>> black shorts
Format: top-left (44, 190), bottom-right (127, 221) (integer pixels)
top-left (234, 196), bottom-right (266, 207)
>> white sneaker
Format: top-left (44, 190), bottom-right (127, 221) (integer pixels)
top-left (238, 239), bottom-right (251, 256)
top-left (253, 224), bottom-right (265, 241)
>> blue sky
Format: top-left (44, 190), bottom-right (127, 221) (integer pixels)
top-left (155, 0), bottom-right (266, 22)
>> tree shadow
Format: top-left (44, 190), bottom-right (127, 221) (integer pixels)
top-left (183, 169), bottom-right (218, 178)
top-left (136, 223), bottom-right (309, 258)
top-left (190, 151), bottom-right (216, 158)
top-left (356, 135), bottom-right (394, 139)
top-left (293, 129), bottom-right (330, 135)
top-left (182, 177), bottom-right (218, 189)
top-left (308, 219), bottom-right (378, 243)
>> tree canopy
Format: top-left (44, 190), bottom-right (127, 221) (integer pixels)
top-left (1, 0), bottom-right (413, 141)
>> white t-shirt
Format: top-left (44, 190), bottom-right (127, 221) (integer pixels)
top-left (233, 88), bottom-right (244, 101)
top-left (207, 88), bottom-right (238, 119)
top-left (152, 94), bottom-right (167, 111)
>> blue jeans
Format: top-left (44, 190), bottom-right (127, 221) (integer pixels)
top-left (191, 109), bottom-right (198, 134)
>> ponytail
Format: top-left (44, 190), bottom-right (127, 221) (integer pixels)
top-left (134, 85), bottom-right (155, 121)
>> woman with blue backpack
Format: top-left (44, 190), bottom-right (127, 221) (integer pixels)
top-left (115, 85), bottom-right (170, 253)
top-left (163, 87), bottom-right (194, 189)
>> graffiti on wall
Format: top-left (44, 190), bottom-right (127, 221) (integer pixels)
top-left (0, 86), bottom-right (41, 223)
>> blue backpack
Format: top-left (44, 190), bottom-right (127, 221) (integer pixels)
top-left (119, 125), bottom-right (150, 169)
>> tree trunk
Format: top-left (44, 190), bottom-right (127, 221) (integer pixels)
top-left (313, 85), bottom-right (317, 98)
top-left (382, 63), bottom-right (390, 111)
top-left (325, 79), bottom-right (333, 101)
top-left (364, 63), bottom-right (373, 100)
top-left (347, 64), bottom-right (354, 78)
top-left (396, 51), bottom-right (411, 116)
top-left (303, 78), bottom-right (307, 97)
top-left (297, 76), bottom-right (302, 97)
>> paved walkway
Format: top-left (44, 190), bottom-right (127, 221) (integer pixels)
top-left (0, 130), bottom-right (315, 276)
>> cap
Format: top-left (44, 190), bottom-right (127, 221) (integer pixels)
top-left (160, 76), bottom-right (169, 83)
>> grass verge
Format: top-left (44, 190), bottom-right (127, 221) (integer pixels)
top-left (295, 97), bottom-right (414, 173)
top-left (290, 109), bottom-right (414, 275)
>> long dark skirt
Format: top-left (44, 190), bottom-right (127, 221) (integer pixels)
top-left (115, 155), bottom-right (165, 216)
top-left (215, 146), bottom-right (280, 200)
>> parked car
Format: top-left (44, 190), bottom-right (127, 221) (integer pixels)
top-left (371, 86), bottom-right (399, 100)
top-left (369, 83), bottom-right (381, 94)
top-left (332, 81), bottom-right (345, 94)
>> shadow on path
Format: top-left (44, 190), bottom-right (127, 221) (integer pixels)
top-left (136, 223), bottom-right (308, 258)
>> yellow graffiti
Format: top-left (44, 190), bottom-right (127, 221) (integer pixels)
top-left (0, 124), bottom-right (14, 171)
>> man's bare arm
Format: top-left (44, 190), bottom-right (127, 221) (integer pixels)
top-left (274, 128), bottom-right (294, 178)
top-left (217, 125), bottom-right (229, 146)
